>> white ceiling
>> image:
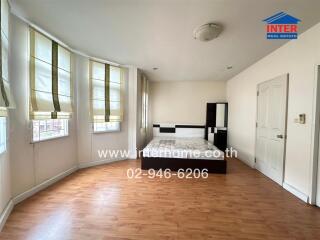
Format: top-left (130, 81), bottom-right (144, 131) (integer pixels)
top-left (10, 0), bottom-right (320, 82)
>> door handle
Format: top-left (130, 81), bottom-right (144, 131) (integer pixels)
top-left (276, 134), bottom-right (284, 139)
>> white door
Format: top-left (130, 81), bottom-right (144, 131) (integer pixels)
top-left (255, 74), bottom-right (288, 185)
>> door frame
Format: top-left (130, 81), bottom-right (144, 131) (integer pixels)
top-left (309, 65), bottom-right (320, 205)
top-left (254, 74), bottom-right (289, 186)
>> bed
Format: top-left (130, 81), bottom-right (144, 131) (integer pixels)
top-left (141, 137), bottom-right (227, 174)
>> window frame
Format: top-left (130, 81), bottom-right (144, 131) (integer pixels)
top-left (93, 121), bottom-right (121, 134)
top-left (31, 119), bottom-right (69, 143)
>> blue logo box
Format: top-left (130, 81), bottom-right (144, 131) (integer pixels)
top-left (263, 12), bottom-right (300, 40)
top-left (267, 33), bottom-right (297, 39)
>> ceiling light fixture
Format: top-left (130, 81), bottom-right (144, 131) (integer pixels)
top-left (193, 23), bottom-right (222, 42)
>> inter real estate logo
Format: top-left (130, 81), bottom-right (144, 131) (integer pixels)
top-left (263, 12), bottom-right (301, 39)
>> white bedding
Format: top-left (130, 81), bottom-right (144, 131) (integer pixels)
top-left (142, 137), bottom-right (224, 160)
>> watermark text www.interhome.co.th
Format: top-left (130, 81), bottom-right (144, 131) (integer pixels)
top-left (97, 147), bottom-right (238, 159)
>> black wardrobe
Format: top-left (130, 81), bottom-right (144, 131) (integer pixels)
top-left (205, 103), bottom-right (228, 151)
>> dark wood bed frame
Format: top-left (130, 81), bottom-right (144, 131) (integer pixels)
top-left (141, 156), bottom-right (227, 174)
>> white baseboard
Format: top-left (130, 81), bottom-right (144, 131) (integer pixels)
top-left (0, 200), bottom-right (13, 232)
top-left (227, 146), bottom-right (255, 168)
top-left (128, 153), bottom-right (137, 159)
top-left (240, 158), bottom-right (255, 168)
top-left (78, 158), bottom-right (127, 169)
top-left (12, 166), bottom-right (78, 205)
top-left (234, 156), bottom-right (255, 168)
top-left (3, 159), bottom-right (134, 231)
top-left (283, 182), bottom-right (309, 203)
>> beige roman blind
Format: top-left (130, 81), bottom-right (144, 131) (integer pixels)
top-left (29, 28), bottom-right (72, 119)
top-left (0, 0), bottom-right (15, 116)
top-left (141, 75), bottom-right (148, 129)
top-left (89, 60), bottom-right (124, 123)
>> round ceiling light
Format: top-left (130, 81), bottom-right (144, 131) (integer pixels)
top-left (193, 23), bottom-right (222, 42)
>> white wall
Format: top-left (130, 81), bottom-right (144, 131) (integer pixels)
top-left (226, 22), bottom-right (320, 200)
top-left (76, 55), bottom-right (129, 167)
top-left (151, 80), bottom-right (226, 125)
top-left (9, 15), bottom-right (78, 197)
top-left (0, 124), bottom-right (11, 223)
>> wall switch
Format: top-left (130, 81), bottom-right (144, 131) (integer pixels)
top-left (294, 114), bottom-right (306, 124)
top-left (299, 114), bottom-right (306, 124)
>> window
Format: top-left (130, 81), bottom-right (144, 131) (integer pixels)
top-left (0, 117), bottom-right (6, 154)
top-left (93, 122), bottom-right (120, 133)
top-left (0, 0), bottom-right (15, 115)
top-left (29, 28), bottom-right (72, 120)
top-left (0, 0), bottom-right (15, 153)
top-left (32, 119), bottom-right (68, 142)
top-left (89, 60), bottom-right (124, 133)
top-left (29, 28), bottom-right (73, 141)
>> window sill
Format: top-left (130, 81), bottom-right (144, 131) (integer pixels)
top-left (31, 134), bottom-right (69, 144)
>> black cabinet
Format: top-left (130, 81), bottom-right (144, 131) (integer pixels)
top-left (205, 103), bottom-right (228, 151)
top-left (214, 130), bottom-right (227, 151)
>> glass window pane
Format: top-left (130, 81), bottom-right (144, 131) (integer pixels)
top-left (94, 121), bottom-right (120, 133)
top-left (34, 59), bottom-right (52, 93)
top-left (92, 79), bottom-right (105, 100)
top-left (0, 117), bottom-right (6, 154)
top-left (1, 0), bottom-right (9, 39)
top-left (32, 119), bottom-right (69, 142)
top-left (34, 32), bottom-right (52, 64)
top-left (33, 91), bottom-right (55, 112)
top-left (92, 62), bottom-right (105, 80)
top-left (58, 95), bottom-right (72, 113)
top-left (58, 69), bottom-right (71, 96)
top-left (110, 82), bottom-right (120, 102)
top-left (110, 101), bottom-right (120, 111)
top-left (58, 46), bottom-right (70, 72)
top-left (110, 66), bottom-right (121, 83)
top-left (92, 99), bottom-right (105, 114)
top-left (1, 33), bottom-right (8, 80)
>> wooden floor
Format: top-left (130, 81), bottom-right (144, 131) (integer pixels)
top-left (0, 158), bottom-right (320, 240)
